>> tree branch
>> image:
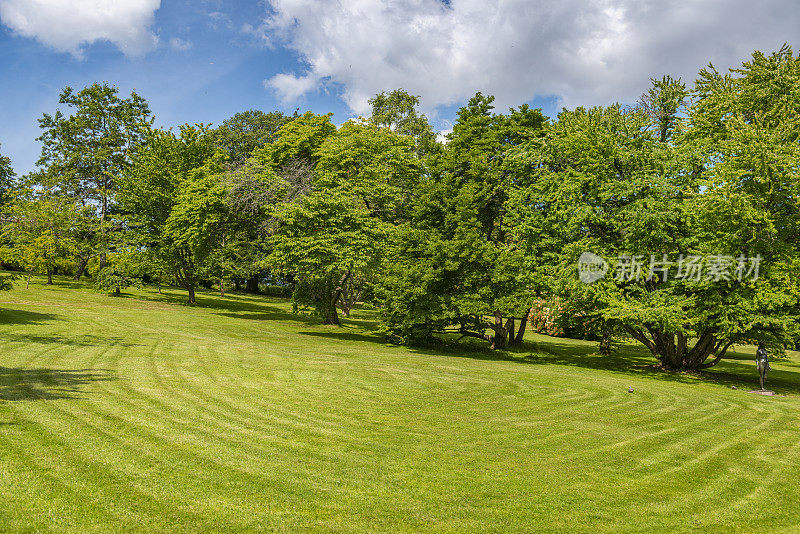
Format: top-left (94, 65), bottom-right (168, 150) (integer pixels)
top-left (699, 340), bottom-right (735, 369)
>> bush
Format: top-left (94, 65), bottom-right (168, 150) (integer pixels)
top-left (528, 297), bottom-right (605, 340)
top-left (261, 284), bottom-right (293, 298)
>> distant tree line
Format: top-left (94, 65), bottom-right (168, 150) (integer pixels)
top-left (2, 46), bottom-right (800, 371)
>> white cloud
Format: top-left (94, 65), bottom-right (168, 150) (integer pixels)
top-left (265, 72), bottom-right (321, 104)
top-left (169, 37), bottom-right (192, 51)
top-left (207, 11), bottom-right (233, 31)
top-left (257, 0), bottom-right (800, 115)
top-left (0, 0), bottom-right (160, 58)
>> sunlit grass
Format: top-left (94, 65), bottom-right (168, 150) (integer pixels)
top-left (1, 276), bottom-right (799, 532)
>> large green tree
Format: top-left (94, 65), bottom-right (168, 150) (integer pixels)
top-left (118, 125), bottom-right (220, 303)
top-left (2, 192), bottom-right (83, 286)
top-left (380, 94), bottom-right (547, 348)
top-left (162, 157), bottom-right (229, 303)
top-left (507, 56), bottom-right (799, 370)
top-left (210, 109), bottom-right (296, 294)
top-left (271, 189), bottom-right (387, 325)
top-left (35, 83), bottom-right (152, 277)
top-left (222, 152), bottom-right (314, 294)
top-left (270, 119), bottom-right (420, 325)
top-left (217, 111), bottom-right (337, 294)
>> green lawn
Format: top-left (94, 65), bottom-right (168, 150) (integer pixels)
top-left (1, 278), bottom-right (799, 533)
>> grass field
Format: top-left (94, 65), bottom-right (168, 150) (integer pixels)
top-left (1, 278), bottom-right (799, 532)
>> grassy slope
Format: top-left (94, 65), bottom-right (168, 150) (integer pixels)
top-left (1, 278), bottom-right (799, 533)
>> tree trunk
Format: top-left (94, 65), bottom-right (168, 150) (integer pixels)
top-left (505, 317), bottom-right (515, 346)
top-left (322, 306), bottom-right (340, 326)
top-left (598, 322), bottom-right (612, 356)
top-left (510, 308), bottom-right (531, 347)
top-left (74, 256), bottom-right (89, 280)
top-left (624, 324), bottom-right (729, 371)
top-left (324, 271), bottom-right (350, 326)
top-left (26, 272), bottom-right (31, 289)
top-left (490, 311), bottom-right (508, 350)
top-left (187, 285), bottom-right (196, 304)
top-left (337, 277), bottom-right (363, 318)
top-left (98, 190), bottom-right (108, 273)
top-left (220, 278), bottom-right (225, 297)
top-left (321, 281), bottom-right (341, 326)
top-left (46, 267), bottom-right (53, 285)
top-left (246, 275), bottom-right (260, 294)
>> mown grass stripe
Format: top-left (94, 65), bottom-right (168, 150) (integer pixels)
top-left (2, 279), bottom-right (800, 532)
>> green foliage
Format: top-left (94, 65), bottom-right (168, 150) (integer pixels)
top-left (267, 118), bottom-right (422, 324)
top-left (0, 145), bottom-right (15, 291)
top-left (118, 124), bottom-right (219, 302)
top-left (271, 189), bottom-right (387, 324)
top-left (96, 248), bottom-right (144, 295)
top-left (0, 143), bottom-right (14, 208)
top-left (31, 83), bottom-right (153, 281)
top-left (164, 156), bottom-right (229, 262)
top-left (2, 192), bottom-right (84, 284)
top-left (161, 155), bottom-right (230, 296)
top-left (637, 75), bottom-right (688, 141)
top-left (257, 111), bottom-right (336, 169)
top-left (507, 56), bottom-right (800, 369)
top-left (315, 120), bottom-right (422, 222)
top-left (221, 154), bottom-right (310, 291)
top-left (212, 109), bottom-right (291, 164)
top-left (369, 89), bottom-right (438, 155)
top-left (379, 93), bottom-right (547, 347)
top-left (118, 125), bottom-right (213, 232)
top-left (35, 83), bottom-right (152, 218)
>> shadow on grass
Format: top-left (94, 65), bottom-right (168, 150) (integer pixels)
top-left (523, 338), bottom-right (800, 394)
top-left (117, 284), bottom-right (385, 334)
top-left (340, 316), bottom-right (382, 330)
top-left (124, 287), bottom-right (385, 327)
top-left (298, 326), bottom-right (800, 395)
top-left (0, 309), bottom-right (60, 326)
top-left (123, 290), bottom-right (280, 312)
top-left (0, 366), bottom-right (115, 401)
top-left (122, 289), bottom-right (316, 325)
top-left (108, 284), bottom-right (800, 396)
top-left (217, 309), bottom-right (321, 325)
top-left (50, 279), bottom-right (90, 290)
top-left (299, 330), bottom-right (384, 344)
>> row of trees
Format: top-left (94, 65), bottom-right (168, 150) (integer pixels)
top-left (2, 46), bottom-right (799, 371)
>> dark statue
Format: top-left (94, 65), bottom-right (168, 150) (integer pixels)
top-left (756, 342), bottom-right (770, 391)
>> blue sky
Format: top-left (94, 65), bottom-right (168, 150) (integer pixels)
top-left (0, 0), bottom-right (353, 175)
top-left (1, 0), bottom-right (799, 176)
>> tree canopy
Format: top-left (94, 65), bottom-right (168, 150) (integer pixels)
top-left (0, 144), bottom-right (14, 207)
top-left (4, 46), bottom-right (800, 372)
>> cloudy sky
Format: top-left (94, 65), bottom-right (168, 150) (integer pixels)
top-left (1, 0), bottom-right (799, 175)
